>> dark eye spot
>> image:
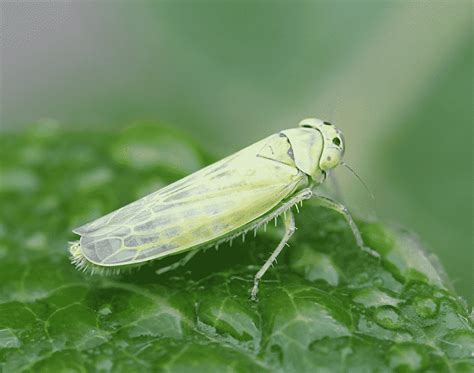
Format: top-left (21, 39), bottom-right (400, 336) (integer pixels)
top-left (332, 137), bottom-right (341, 146)
top-left (323, 121), bottom-right (332, 126)
top-left (301, 124), bottom-right (312, 128)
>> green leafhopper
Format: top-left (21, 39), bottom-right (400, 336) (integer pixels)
top-left (69, 118), bottom-right (378, 300)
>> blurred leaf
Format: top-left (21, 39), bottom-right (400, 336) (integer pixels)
top-left (0, 123), bottom-right (472, 372)
top-left (379, 36), bottom-right (473, 305)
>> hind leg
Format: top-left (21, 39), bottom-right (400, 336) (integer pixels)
top-left (251, 209), bottom-right (295, 301)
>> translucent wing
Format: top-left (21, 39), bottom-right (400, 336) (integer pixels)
top-left (73, 134), bottom-right (306, 266)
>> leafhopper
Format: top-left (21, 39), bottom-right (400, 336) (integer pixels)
top-left (69, 118), bottom-right (378, 300)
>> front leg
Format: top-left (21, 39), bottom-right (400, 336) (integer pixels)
top-left (312, 194), bottom-right (380, 258)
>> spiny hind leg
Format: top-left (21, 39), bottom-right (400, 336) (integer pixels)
top-left (251, 209), bottom-right (296, 301)
top-left (312, 194), bottom-right (380, 258)
top-left (155, 249), bottom-right (201, 275)
top-left (252, 188), bottom-right (312, 230)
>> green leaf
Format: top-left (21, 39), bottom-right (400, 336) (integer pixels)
top-left (0, 122), bottom-right (472, 372)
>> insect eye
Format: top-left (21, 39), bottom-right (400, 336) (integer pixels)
top-left (301, 124), bottom-right (313, 128)
top-left (332, 137), bottom-right (341, 146)
top-left (323, 121), bottom-right (332, 126)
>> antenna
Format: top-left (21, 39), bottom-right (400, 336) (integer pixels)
top-left (329, 173), bottom-right (345, 204)
top-left (341, 161), bottom-right (375, 203)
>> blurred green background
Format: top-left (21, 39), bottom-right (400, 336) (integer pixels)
top-left (1, 1), bottom-right (472, 303)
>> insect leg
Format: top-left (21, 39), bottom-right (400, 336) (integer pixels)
top-left (250, 209), bottom-right (296, 301)
top-left (312, 195), bottom-right (380, 258)
top-left (155, 249), bottom-right (200, 275)
top-left (252, 188), bottom-right (312, 230)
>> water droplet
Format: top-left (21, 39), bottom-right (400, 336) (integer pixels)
top-left (353, 288), bottom-right (401, 308)
top-left (98, 305), bottom-right (113, 316)
top-left (289, 248), bottom-right (340, 286)
top-left (394, 331), bottom-right (414, 342)
top-left (374, 306), bottom-right (402, 330)
top-left (414, 297), bottom-right (438, 318)
top-left (355, 272), bottom-right (370, 284)
top-left (372, 276), bottom-right (384, 287)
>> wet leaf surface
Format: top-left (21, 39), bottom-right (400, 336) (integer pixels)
top-left (0, 123), bottom-right (472, 372)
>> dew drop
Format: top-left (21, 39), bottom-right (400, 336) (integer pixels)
top-left (394, 331), bottom-right (414, 343)
top-left (98, 305), bottom-right (113, 316)
top-left (374, 306), bottom-right (402, 330)
top-left (289, 249), bottom-right (340, 286)
top-left (353, 288), bottom-right (401, 308)
top-left (372, 276), bottom-right (384, 287)
top-left (414, 297), bottom-right (438, 318)
top-left (355, 272), bottom-right (370, 284)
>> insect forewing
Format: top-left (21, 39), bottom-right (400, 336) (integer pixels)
top-left (74, 134), bottom-right (307, 266)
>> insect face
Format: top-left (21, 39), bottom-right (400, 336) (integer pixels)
top-left (298, 118), bottom-right (345, 172)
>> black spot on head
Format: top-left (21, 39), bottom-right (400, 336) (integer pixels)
top-left (301, 124), bottom-right (313, 128)
top-left (323, 121), bottom-right (332, 126)
top-left (287, 147), bottom-right (295, 160)
top-left (332, 137), bottom-right (341, 146)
